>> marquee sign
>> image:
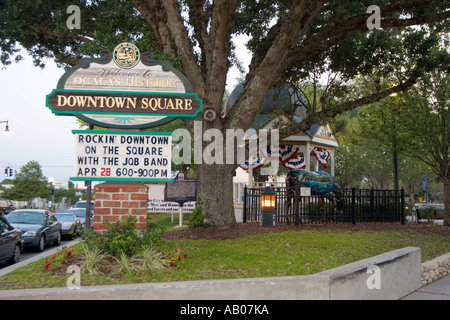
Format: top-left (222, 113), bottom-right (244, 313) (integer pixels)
top-left (72, 130), bottom-right (172, 182)
top-left (46, 42), bottom-right (202, 129)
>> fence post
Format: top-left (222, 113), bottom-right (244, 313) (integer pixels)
top-left (352, 187), bottom-right (356, 225)
top-left (295, 185), bottom-right (300, 226)
top-left (370, 189), bottom-right (374, 222)
top-left (243, 186), bottom-right (247, 223)
top-left (401, 188), bottom-right (405, 225)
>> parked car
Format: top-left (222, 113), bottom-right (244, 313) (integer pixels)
top-left (67, 208), bottom-right (92, 228)
top-left (0, 216), bottom-right (22, 265)
top-left (0, 199), bottom-right (15, 215)
top-left (53, 213), bottom-right (82, 239)
top-left (73, 200), bottom-right (94, 211)
top-left (5, 210), bottom-right (61, 252)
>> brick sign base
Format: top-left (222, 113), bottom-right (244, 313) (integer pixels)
top-left (93, 181), bottom-right (149, 234)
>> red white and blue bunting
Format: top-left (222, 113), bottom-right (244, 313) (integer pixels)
top-left (240, 146), bottom-right (330, 171)
top-left (311, 147), bottom-right (330, 169)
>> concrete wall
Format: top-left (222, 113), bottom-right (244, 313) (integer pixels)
top-left (0, 247), bottom-right (422, 300)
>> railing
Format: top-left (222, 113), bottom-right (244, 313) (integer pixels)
top-left (243, 187), bottom-right (405, 225)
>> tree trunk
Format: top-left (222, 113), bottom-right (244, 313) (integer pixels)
top-left (444, 178), bottom-right (450, 226)
top-left (196, 163), bottom-right (237, 227)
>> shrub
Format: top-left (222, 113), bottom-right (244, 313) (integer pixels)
top-left (84, 214), bottom-right (166, 257)
top-left (188, 207), bottom-right (204, 227)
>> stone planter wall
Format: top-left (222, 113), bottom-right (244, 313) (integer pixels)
top-left (421, 252), bottom-right (450, 286)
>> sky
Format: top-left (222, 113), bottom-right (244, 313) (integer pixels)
top-left (0, 37), bottom-right (251, 182)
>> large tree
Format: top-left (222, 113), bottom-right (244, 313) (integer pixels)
top-left (1, 0), bottom-right (449, 226)
top-left (4, 161), bottom-right (49, 207)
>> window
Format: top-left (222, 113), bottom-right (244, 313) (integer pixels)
top-left (0, 219), bottom-right (11, 233)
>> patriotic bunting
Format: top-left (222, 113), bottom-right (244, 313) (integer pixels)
top-left (240, 146), bottom-right (330, 171)
top-left (311, 148), bottom-right (330, 169)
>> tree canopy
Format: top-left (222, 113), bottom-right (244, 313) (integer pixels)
top-left (3, 160), bottom-right (49, 207)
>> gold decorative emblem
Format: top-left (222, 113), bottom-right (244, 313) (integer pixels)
top-left (113, 42), bottom-right (140, 69)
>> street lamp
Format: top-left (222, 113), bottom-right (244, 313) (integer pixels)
top-left (260, 186), bottom-right (276, 226)
top-left (389, 93), bottom-right (399, 191)
top-left (1, 121), bottom-right (10, 135)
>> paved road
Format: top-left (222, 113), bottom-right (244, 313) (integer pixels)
top-left (0, 238), bottom-right (82, 276)
top-left (19, 238), bottom-right (79, 263)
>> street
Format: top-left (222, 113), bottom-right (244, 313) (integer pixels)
top-left (0, 237), bottom-right (80, 270)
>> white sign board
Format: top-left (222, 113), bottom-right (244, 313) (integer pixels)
top-left (147, 184), bottom-right (195, 214)
top-left (300, 187), bottom-right (311, 197)
top-left (72, 130), bottom-right (172, 182)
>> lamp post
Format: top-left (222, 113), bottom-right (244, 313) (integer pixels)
top-left (0, 121), bottom-right (10, 135)
top-left (260, 186), bottom-right (276, 226)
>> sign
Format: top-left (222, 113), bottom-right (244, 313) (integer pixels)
top-left (46, 42), bottom-right (202, 129)
top-left (300, 187), bottom-right (311, 197)
top-left (46, 90), bottom-right (202, 117)
top-left (147, 184), bottom-right (195, 213)
top-left (72, 130), bottom-right (172, 182)
top-left (164, 172), bottom-right (197, 204)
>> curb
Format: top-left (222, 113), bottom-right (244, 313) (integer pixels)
top-left (0, 238), bottom-right (83, 277)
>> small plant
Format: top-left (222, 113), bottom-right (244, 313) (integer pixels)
top-left (132, 246), bottom-right (169, 272)
top-left (109, 252), bottom-right (140, 276)
top-left (80, 244), bottom-right (107, 275)
top-left (188, 207), bottom-right (204, 227)
top-left (170, 246), bottom-right (188, 268)
top-left (44, 246), bottom-right (74, 271)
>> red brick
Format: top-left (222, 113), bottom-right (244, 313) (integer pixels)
top-left (130, 208), bottom-right (147, 215)
top-left (93, 215), bottom-right (102, 223)
top-left (103, 215), bottom-right (121, 222)
top-left (93, 222), bottom-right (106, 230)
top-left (121, 187), bottom-right (142, 192)
top-left (102, 187), bottom-right (121, 192)
top-left (103, 201), bottom-right (121, 207)
top-left (112, 193), bottom-right (129, 200)
top-left (112, 208), bottom-right (130, 215)
top-left (139, 200), bottom-right (148, 208)
top-left (94, 193), bottom-right (110, 200)
top-left (94, 208), bottom-right (111, 215)
top-left (122, 201), bottom-right (139, 208)
top-left (131, 193), bottom-right (148, 200)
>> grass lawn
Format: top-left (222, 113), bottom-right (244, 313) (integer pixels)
top-left (0, 213), bottom-right (448, 290)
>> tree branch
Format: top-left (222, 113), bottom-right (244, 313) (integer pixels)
top-left (282, 2), bottom-right (450, 71)
top-left (225, 0), bottom-right (326, 130)
top-left (278, 71), bottom-right (421, 140)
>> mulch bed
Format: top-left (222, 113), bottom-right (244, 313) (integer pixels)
top-left (162, 222), bottom-right (450, 240)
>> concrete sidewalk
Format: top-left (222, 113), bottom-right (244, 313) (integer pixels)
top-left (401, 275), bottom-right (450, 300)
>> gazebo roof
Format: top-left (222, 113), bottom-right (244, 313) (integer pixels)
top-left (224, 82), bottom-right (337, 146)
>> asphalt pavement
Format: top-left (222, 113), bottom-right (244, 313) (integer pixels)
top-left (0, 238), bottom-right (82, 277)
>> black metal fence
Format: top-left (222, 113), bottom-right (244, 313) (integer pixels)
top-left (243, 187), bottom-right (405, 225)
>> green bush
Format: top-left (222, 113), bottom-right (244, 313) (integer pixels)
top-left (188, 207), bottom-right (204, 227)
top-left (84, 214), bottom-right (166, 257)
